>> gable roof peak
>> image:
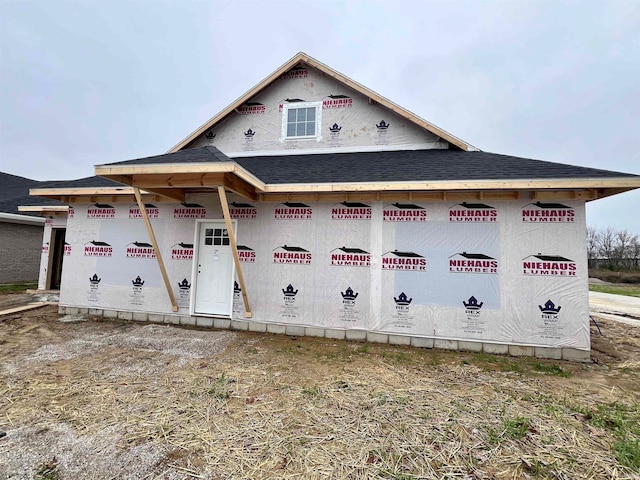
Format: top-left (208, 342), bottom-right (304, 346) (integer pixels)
top-left (169, 52), bottom-right (475, 153)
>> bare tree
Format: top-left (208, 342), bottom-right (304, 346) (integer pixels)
top-left (586, 226), bottom-right (600, 261)
top-left (598, 226), bottom-right (617, 268)
top-left (632, 236), bottom-right (640, 269)
top-left (588, 226), bottom-right (640, 270)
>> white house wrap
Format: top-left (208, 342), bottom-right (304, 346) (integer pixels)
top-left (29, 53), bottom-right (640, 361)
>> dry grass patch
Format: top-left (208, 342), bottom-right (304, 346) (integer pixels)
top-left (1, 308), bottom-right (639, 479)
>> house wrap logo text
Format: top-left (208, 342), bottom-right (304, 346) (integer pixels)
top-left (523, 255), bottom-right (576, 276)
top-left (331, 202), bottom-right (371, 220)
top-left (522, 202), bottom-right (575, 222)
top-left (274, 202), bottom-right (312, 220)
top-left (280, 67), bottom-right (308, 80)
top-left (449, 202), bottom-right (497, 222)
top-left (87, 203), bottom-right (116, 219)
top-left (382, 251), bottom-right (426, 271)
top-left (238, 245), bottom-right (256, 263)
top-left (383, 203), bottom-right (427, 222)
top-left (171, 243), bottom-right (193, 260)
top-left (273, 245), bottom-right (312, 265)
top-left (126, 241), bottom-right (156, 259)
top-left (449, 252), bottom-right (498, 274)
top-left (237, 102), bottom-right (266, 114)
top-left (129, 203), bottom-right (159, 219)
top-left (322, 95), bottom-right (353, 109)
top-left (174, 203), bottom-right (206, 219)
top-left (84, 241), bottom-right (112, 257)
top-left (229, 202), bottom-right (257, 219)
top-left (331, 247), bottom-right (371, 267)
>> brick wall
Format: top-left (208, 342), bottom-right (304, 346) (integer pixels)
top-left (0, 222), bottom-right (44, 283)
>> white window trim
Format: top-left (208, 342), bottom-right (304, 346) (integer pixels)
top-left (281, 101), bottom-right (323, 141)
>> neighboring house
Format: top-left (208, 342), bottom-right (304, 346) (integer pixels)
top-left (27, 53), bottom-right (640, 361)
top-left (0, 172), bottom-right (58, 284)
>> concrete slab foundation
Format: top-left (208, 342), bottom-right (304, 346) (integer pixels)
top-left (459, 341), bottom-right (483, 353)
top-left (63, 308), bottom-right (592, 362)
top-left (389, 335), bottom-right (411, 346)
top-left (345, 330), bottom-right (367, 342)
top-left (366, 332), bottom-right (389, 344)
top-left (434, 339), bottom-right (458, 350)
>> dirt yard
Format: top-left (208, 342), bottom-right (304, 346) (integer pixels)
top-left (1, 293), bottom-right (639, 479)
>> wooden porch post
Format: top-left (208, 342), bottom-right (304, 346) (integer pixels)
top-left (133, 187), bottom-right (179, 312)
top-left (217, 186), bottom-right (253, 318)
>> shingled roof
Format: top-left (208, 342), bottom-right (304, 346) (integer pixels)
top-left (102, 146), bottom-right (639, 185)
top-left (38, 176), bottom-right (126, 189)
top-left (234, 150), bottom-right (639, 184)
top-left (0, 172), bottom-right (62, 214)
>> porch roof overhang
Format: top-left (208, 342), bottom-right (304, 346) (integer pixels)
top-left (27, 186), bottom-right (170, 204)
top-left (94, 162), bottom-right (264, 202)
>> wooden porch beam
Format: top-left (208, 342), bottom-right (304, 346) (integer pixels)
top-left (223, 173), bottom-right (258, 201)
top-left (131, 172), bottom-right (226, 188)
top-left (217, 186), bottom-right (252, 318)
top-left (136, 187), bottom-right (186, 201)
top-left (133, 187), bottom-right (179, 312)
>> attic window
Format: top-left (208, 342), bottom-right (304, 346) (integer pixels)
top-left (281, 101), bottom-right (322, 140)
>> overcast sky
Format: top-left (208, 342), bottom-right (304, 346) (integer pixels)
top-left (1, 0), bottom-right (638, 234)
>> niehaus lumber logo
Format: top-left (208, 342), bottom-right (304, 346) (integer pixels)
top-left (274, 202), bottom-right (312, 220)
top-left (382, 251), bottom-right (426, 271)
top-left (88, 203), bottom-right (116, 218)
top-left (449, 202), bottom-right (497, 222)
top-left (126, 241), bottom-right (156, 259)
top-left (449, 252), bottom-right (498, 274)
top-left (230, 202), bottom-right (257, 219)
top-left (383, 203), bottom-right (427, 222)
top-left (84, 240), bottom-right (112, 257)
top-left (522, 202), bottom-right (575, 222)
top-left (523, 254), bottom-right (576, 276)
top-left (323, 94), bottom-right (353, 109)
top-left (273, 245), bottom-right (312, 265)
top-left (129, 203), bottom-right (159, 219)
top-left (331, 247), bottom-right (371, 267)
top-left (64, 243), bottom-right (71, 256)
top-left (174, 202), bottom-right (206, 218)
top-left (237, 245), bottom-right (256, 263)
top-left (237, 102), bottom-right (266, 114)
top-left (280, 66), bottom-right (308, 80)
top-left (331, 202), bottom-right (371, 220)
top-left (171, 242), bottom-right (193, 260)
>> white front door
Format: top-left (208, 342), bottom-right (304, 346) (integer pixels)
top-left (193, 221), bottom-right (235, 316)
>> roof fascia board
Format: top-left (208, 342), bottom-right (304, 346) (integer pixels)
top-left (259, 177), bottom-right (640, 193)
top-left (0, 212), bottom-right (47, 225)
top-left (30, 187), bottom-right (137, 197)
top-left (18, 206), bottom-right (69, 213)
top-left (167, 52), bottom-right (474, 153)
